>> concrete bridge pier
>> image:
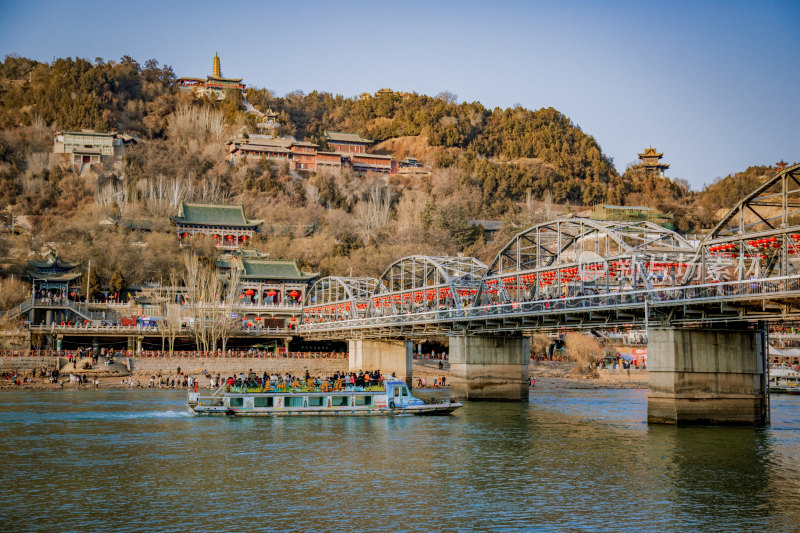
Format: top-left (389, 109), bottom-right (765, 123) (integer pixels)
top-left (449, 335), bottom-right (529, 401)
top-left (648, 326), bottom-right (769, 425)
top-left (349, 339), bottom-right (413, 387)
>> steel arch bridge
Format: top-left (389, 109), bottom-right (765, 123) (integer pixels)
top-left (304, 256), bottom-right (487, 326)
top-left (479, 218), bottom-right (702, 306)
top-left (684, 162), bottom-right (800, 284)
top-left (304, 277), bottom-right (382, 322)
top-left (300, 163), bottom-right (800, 337)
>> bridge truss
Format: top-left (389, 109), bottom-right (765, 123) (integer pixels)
top-left (293, 164), bottom-right (800, 337)
top-left (686, 162), bottom-right (800, 283)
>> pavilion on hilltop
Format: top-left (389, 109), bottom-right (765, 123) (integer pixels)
top-left (638, 147), bottom-right (670, 178)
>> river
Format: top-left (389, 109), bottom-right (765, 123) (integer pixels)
top-left (1, 388), bottom-right (799, 532)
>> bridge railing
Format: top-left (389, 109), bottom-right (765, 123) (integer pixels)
top-left (27, 324), bottom-right (293, 335)
top-left (299, 275), bottom-right (800, 332)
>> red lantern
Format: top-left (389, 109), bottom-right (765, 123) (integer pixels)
top-left (256, 317), bottom-right (261, 321)
top-left (267, 290), bottom-right (276, 296)
top-left (245, 289), bottom-right (255, 296)
top-left (289, 291), bottom-right (300, 298)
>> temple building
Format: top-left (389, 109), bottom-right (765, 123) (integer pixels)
top-left (172, 202), bottom-right (263, 249)
top-left (227, 136), bottom-right (294, 164)
top-left (351, 152), bottom-right (396, 174)
top-left (228, 132), bottom-right (399, 174)
top-left (638, 147), bottom-right (670, 178)
top-left (216, 250), bottom-right (318, 329)
top-left (53, 130), bottom-right (137, 170)
top-left (325, 131), bottom-right (373, 154)
top-left (25, 251), bottom-right (85, 325)
top-left (177, 53), bottom-right (245, 100)
top-left (28, 251), bottom-right (82, 300)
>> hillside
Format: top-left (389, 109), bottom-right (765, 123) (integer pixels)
top-left (0, 54), bottom-right (787, 293)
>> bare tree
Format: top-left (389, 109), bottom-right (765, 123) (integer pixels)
top-left (167, 104), bottom-right (225, 143)
top-left (218, 266), bottom-right (241, 356)
top-left (158, 270), bottom-right (183, 355)
top-left (183, 252), bottom-right (206, 352)
top-left (355, 185), bottom-right (393, 243)
top-left (0, 277), bottom-right (29, 311)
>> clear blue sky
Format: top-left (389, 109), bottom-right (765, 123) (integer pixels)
top-left (1, 0), bottom-right (798, 189)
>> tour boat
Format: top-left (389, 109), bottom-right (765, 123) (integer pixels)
top-left (768, 364), bottom-right (800, 394)
top-left (187, 376), bottom-right (462, 416)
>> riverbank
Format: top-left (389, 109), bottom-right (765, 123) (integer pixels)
top-left (0, 358), bottom-right (647, 390)
top-left (530, 360), bottom-right (648, 389)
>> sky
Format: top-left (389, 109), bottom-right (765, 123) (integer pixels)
top-left (1, 0), bottom-right (798, 190)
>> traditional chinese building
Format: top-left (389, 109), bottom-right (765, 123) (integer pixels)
top-left (172, 202), bottom-right (263, 249)
top-left (216, 249), bottom-right (318, 329)
top-left (290, 141), bottom-right (319, 171)
top-left (227, 136), bottom-right (294, 164)
top-left (53, 130), bottom-right (136, 170)
top-left (24, 251), bottom-right (87, 326)
top-left (350, 152), bottom-right (396, 174)
top-left (638, 147), bottom-right (670, 178)
top-left (227, 132), bottom-right (401, 175)
top-left (325, 131), bottom-right (373, 154)
top-left (177, 53), bottom-right (245, 100)
top-left (28, 251), bottom-right (82, 299)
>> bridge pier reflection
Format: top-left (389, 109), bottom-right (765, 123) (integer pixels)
top-left (648, 326), bottom-right (769, 425)
top-left (449, 335), bottom-right (529, 401)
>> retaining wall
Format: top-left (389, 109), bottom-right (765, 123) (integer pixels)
top-left (0, 356), bottom-right (60, 375)
top-left (127, 356), bottom-right (349, 377)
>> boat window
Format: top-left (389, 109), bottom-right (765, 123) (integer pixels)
top-left (229, 397), bottom-right (243, 407)
top-left (332, 396), bottom-right (349, 407)
top-left (254, 396), bottom-right (273, 408)
top-left (308, 396), bottom-right (324, 407)
top-left (394, 387), bottom-right (401, 397)
top-left (354, 396), bottom-right (372, 406)
top-left (401, 386), bottom-right (409, 397)
top-left (285, 396), bottom-right (303, 408)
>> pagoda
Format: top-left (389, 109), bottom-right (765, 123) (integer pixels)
top-left (637, 147), bottom-right (670, 178)
top-left (176, 53), bottom-right (245, 100)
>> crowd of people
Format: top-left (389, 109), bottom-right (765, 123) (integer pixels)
top-left (226, 369), bottom-right (387, 392)
top-left (0, 349), bottom-right (349, 359)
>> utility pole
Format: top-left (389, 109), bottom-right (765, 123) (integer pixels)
top-left (86, 259), bottom-right (92, 309)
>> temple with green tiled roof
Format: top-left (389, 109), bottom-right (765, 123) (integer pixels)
top-left (172, 202), bottom-right (263, 249)
top-left (216, 250), bottom-right (318, 308)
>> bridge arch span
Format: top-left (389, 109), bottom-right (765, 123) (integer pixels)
top-left (369, 256), bottom-right (487, 316)
top-left (481, 217), bottom-right (698, 304)
top-left (684, 163), bottom-right (800, 283)
top-left (303, 276), bottom-right (382, 324)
